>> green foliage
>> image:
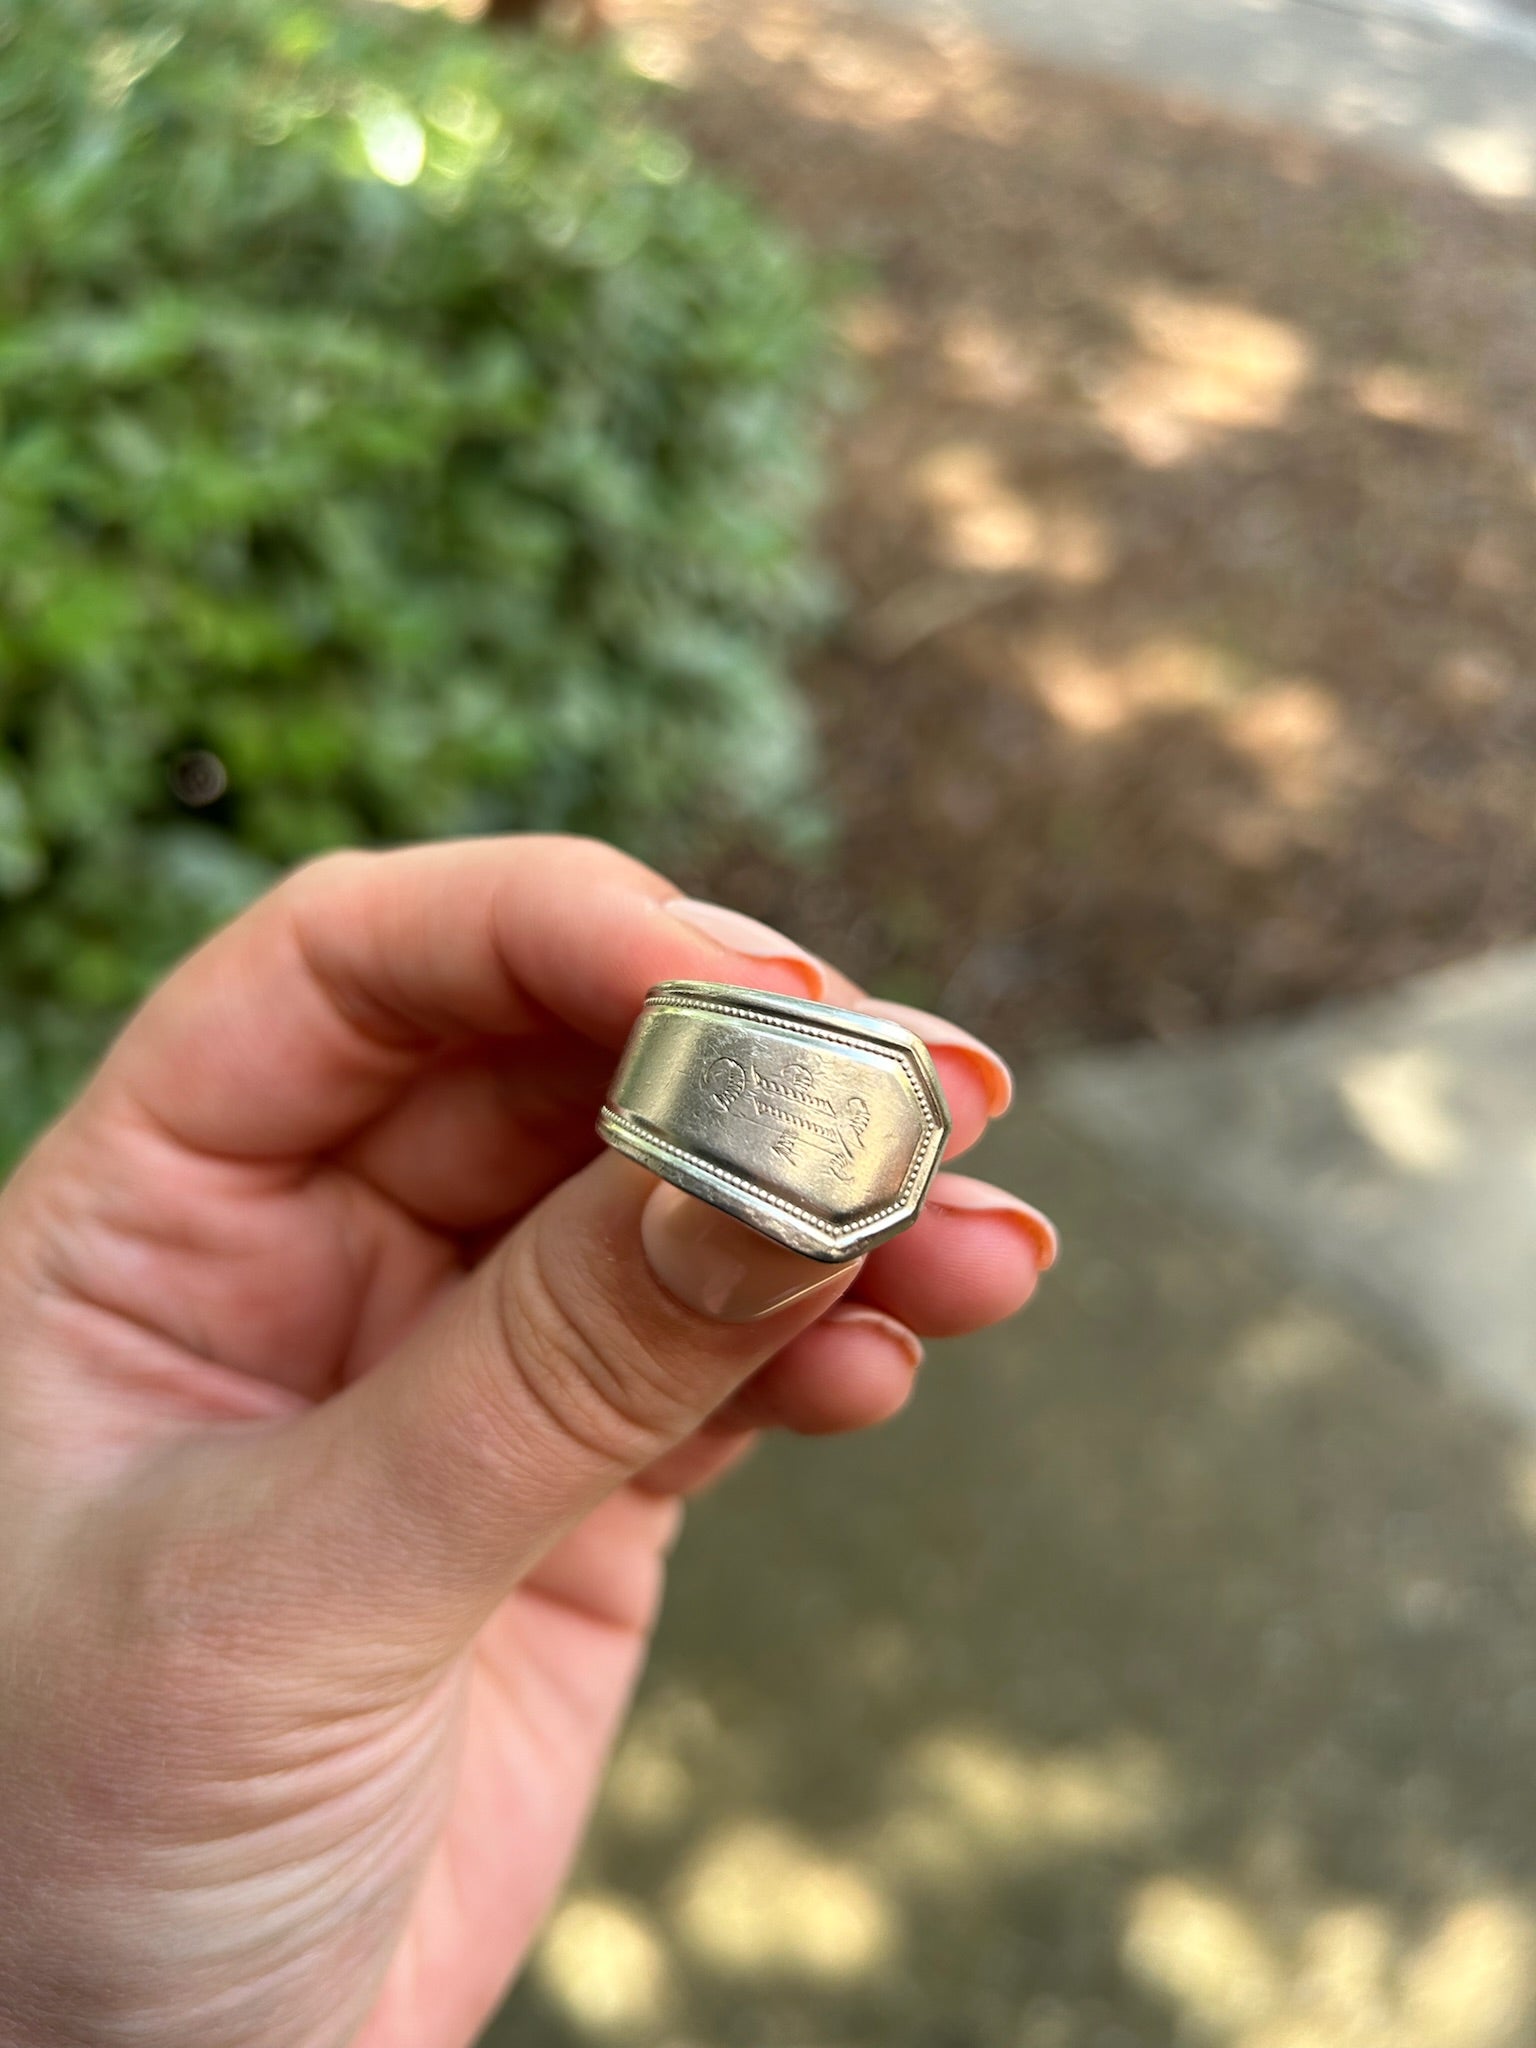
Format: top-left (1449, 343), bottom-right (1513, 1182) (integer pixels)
top-left (0, 0), bottom-right (836, 1161)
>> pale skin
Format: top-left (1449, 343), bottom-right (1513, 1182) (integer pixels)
top-left (0, 836), bottom-right (1052, 2048)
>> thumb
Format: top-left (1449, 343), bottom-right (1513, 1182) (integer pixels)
top-left (274, 1151), bottom-right (857, 1660)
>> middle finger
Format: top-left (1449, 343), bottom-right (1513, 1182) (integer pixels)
top-left (335, 999), bottom-right (1008, 1236)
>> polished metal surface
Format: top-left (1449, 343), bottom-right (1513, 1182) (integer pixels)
top-left (599, 980), bottom-right (951, 1261)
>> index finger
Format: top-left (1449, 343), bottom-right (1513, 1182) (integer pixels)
top-left (86, 836), bottom-right (829, 1160)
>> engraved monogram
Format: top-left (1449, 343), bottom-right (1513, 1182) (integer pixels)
top-left (702, 1049), bottom-right (871, 1182)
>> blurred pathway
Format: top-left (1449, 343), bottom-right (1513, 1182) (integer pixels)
top-left (1048, 943), bottom-right (1536, 1423)
top-left (489, 1097), bottom-right (1536, 2047)
top-left (876, 0), bottom-right (1536, 198)
top-left (477, 8), bottom-right (1536, 2041)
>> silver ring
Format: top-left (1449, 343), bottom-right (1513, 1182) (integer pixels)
top-left (599, 980), bottom-right (951, 1262)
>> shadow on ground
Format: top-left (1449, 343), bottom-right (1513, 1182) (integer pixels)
top-left (631, 0), bottom-right (1536, 1054)
top-left (483, 1108), bottom-right (1536, 2048)
top-left (480, 13), bottom-right (1536, 2042)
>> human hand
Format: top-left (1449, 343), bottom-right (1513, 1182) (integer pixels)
top-left (0, 837), bottom-right (1054, 2048)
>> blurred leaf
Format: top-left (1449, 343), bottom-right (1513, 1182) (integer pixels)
top-left (0, 0), bottom-right (843, 1166)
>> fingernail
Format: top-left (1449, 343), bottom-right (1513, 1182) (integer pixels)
top-left (858, 998), bottom-right (1014, 1117)
top-left (663, 898), bottom-right (827, 998)
top-left (642, 1181), bottom-right (859, 1322)
top-left (820, 1303), bottom-right (925, 1372)
top-left (927, 1173), bottom-right (1059, 1270)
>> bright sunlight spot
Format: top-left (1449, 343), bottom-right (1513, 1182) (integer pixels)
top-left (1099, 288), bottom-right (1313, 465)
top-left (535, 1892), bottom-right (675, 2035)
top-left (672, 1817), bottom-right (897, 1981)
top-left (356, 93), bottom-right (427, 185)
top-left (1337, 1049), bottom-right (1466, 1176)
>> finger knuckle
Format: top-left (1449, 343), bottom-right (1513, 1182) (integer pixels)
top-left (281, 846), bottom-right (376, 910)
top-left (488, 1223), bottom-right (694, 1473)
top-left (528, 832), bottom-right (670, 895)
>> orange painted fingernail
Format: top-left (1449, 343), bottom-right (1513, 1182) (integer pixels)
top-left (663, 899), bottom-right (827, 999)
top-left (927, 1173), bottom-right (1059, 1270)
top-left (819, 1302), bottom-right (925, 1372)
top-left (858, 998), bottom-right (1014, 1117)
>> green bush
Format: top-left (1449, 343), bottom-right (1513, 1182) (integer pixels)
top-left (0, 0), bottom-right (836, 1162)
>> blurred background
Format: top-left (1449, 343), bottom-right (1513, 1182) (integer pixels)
top-left (7, 0), bottom-right (1536, 2039)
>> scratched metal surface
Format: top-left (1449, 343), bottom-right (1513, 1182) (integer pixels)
top-left (600, 982), bottom-right (950, 1261)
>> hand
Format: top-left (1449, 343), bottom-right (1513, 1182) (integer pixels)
top-left (0, 836), bottom-right (1053, 2048)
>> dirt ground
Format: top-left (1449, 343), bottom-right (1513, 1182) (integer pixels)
top-left (615, 0), bottom-right (1536, 1055)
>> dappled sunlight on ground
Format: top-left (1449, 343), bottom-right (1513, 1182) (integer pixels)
top-left (444, 9), bottom-right (1536, 2043)
top-left (1124, 1876), bottom-right (1287, 2037)
top-left (876, 1728), bottom-right (1177, 1876)
top-left (1126, 1881), bottom-right (1535, 2048)
top-left (1430, 125), bottom-right (1535, 201)
top-left (915, 446), bottom-right (1113, 582)
top-left (1350, 362), bottom-right (1469, 432)
top-left (483, 1108), bottom-right (1536, 2047)
top-left (1335, 1046), bottom-right (1469, 1175)
top-left (630, 0), bottom-right (1536, 1052)
top-left (1019, 631), bottom-right (1256, 734)
top-left (672, 1817), bottom-right (898, 1980)
top-left (939, 308), bottom-right (1046, 408)
top-left (534, 1894), bottom-right (677, 2033)
top-left (1221, 1301), bottom-right (1366, 1401)
top-left (1046, 936), bottom-right (1536, 1422)
top-left (1096, 288), bottom-right (1315, 466)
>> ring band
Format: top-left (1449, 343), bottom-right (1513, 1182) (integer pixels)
top-left (599, 980), bottom-right (951, 1262)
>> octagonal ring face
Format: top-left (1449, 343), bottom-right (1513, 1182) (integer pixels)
top-left (599, 980), bottom-right (952, 1262)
